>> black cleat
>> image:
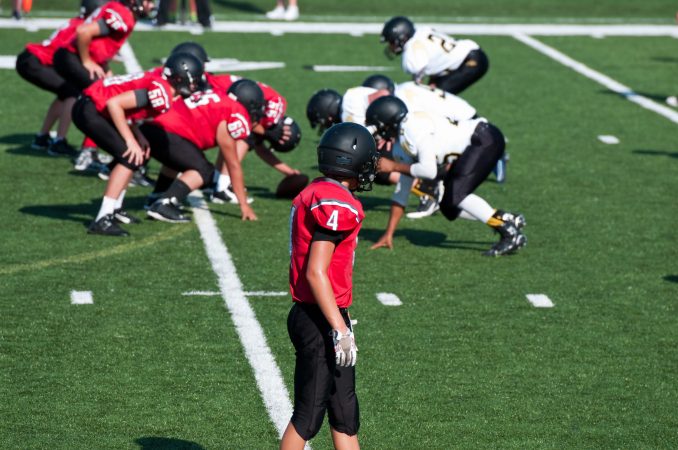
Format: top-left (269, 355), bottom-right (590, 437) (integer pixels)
top-left (31, 133), bottom-right (52, 150)
top-left (87, 214), bottom-right (129, 237)
top-left (483, 221), bottom-right (526, 257)
top-left (113, 209), bottom-right (141, 225)
top-left (47, 138), bottom-right (77, 157)
top-left (494, 210), bottom-right (526, 230)
top-left (147, 198), bottom-right (191, 223)
top-left (129, 167), bottom-right (155, 188)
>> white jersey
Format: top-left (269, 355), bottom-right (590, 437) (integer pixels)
top-left (341, 86), bottom-right (376, 125)
top-left (394, 81), bottom-right (476, 122)
top-left (401, 27), bottom-right (479, 81)
top-left (391, 111), bottom-right (485, 206)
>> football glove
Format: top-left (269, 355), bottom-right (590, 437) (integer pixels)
top-left (332, 329), bottom-right (357, 367)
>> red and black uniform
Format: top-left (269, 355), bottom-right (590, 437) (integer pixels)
top-left (15, 16), bottom-right (82, 99)
top-left (54, 1), bottom-right (137, 91)
top-left (72, 70), bottom-right (174, 169)
top-left (287, 178), bottom-right (363, 441)
top-left (141, 88), bottom-right (252, 185)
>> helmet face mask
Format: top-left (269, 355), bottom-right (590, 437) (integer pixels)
top-left (365, 96), bottom-right (408, 142)
top-left (381, 16), bottom-right (415, 57)
top-left (163, 52), bottom-right (205, 98)
top-left (317, 123), bottom-right (378, 192)
top-left (306, 89), bottom-right (342, 135)
top-left (127, 0), bottom-right (155, 18)
top-left (267, 116), bottom-right (302, 153)
top-left (227, 79), bottom-right (265, 124)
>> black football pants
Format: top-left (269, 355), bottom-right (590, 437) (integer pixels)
top-left (429, 49), bottom-right (489, 95)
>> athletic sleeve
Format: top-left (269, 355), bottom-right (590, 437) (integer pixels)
top-left (101, 5), bottom-right (130, 34)
top-left (134, 89), bottom-right (149, 108)
top-left (226, 111), bottom-right (252, 140)
top-left (96, 18), bottom-right (111, 36)
top-left (146, 80), bottom-right (172, 114)
top-left (312, 226), bottom-right (345, 244)
top-left (310, 196), bottom-right (362, 232)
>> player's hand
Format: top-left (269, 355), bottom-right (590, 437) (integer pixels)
top-left (240, 204), bottom-right (258, 221)
top-left (376, 137), bottom-right (393, 153)
top-left (332, 329), bottom-right (357, 367)
top-left (122, 139), bottom-right (145, 166)
top-left (137, 134), bottom-right (151, 159)
top-left (370, 234), bottom-right (394, 250)
top-left (377, 157), bottom-right (396, 173)
top-left (83, 60), bottom-right (105, 80)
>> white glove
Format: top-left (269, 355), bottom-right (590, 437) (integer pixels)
top-left (332, 329), bottom-right (358, 367)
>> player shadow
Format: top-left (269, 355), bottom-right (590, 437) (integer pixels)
top-left (1, 133), bottom-right (54, 159)
top-left (632, 149), bottom-right (678, 159)
top-left (19, 200), bottom-right (100, 226)
top-left (360, 227), bottom-right (490, 251)
top-left (651, 56), bottom-right (678, 64)
top-left (135, 436), bottom-right (205, 450)
top-left (359, 195), bottom-right (403, 211)
top-left (600, 89), bottom-right (669, 103)
top-left (212, 0), bottom-right (265, 14)
top-left (663, 275), bottom-right (678, 284)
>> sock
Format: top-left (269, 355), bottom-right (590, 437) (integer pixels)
top-left (164, 179), bottom-right (191, 203)
top-left (216, 173), bottom-right (231, 192)
top-left (115, 190), bottom-right (126, 210)
top-left (153, 173), bottom-right (175, 194)
top-left (457, 194), bottom-right (495, 225)
top-left (96, 196), bottom-right (117, 221)
top-left (458, 210), bottom-right (479, 221)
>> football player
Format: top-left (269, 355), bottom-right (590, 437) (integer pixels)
top-left (281, 122), bottom-right (378, 450)
top-left (366, 96), bottom-right (526, 257)
top-left (15, 0), bottom-right (104, 153)
top-left (140, 78), bottom-right (261, 223)
top-left (72, 52), bottom-right (204, 236)
top-left (53, 0), bottom-right (155, 157)
top-left (381, 16), bottom-right (489, 95)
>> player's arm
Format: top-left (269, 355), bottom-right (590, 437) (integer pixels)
top-left (215, 121), bottom-right (257, 221)
top-left (252, 141), bottom-right (299, 176)
top-left (75, 21), bottom-right (106, 79)
top-left (307, 236), bottom-right (349, 334)
top-left (371, 174), bottom-right (414, 250)
top-left (106, 90), bottom-right (146, 166)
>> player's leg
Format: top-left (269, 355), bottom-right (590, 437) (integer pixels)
top-left (209, 139), bottom-right (254, 204)
top-left (430, 49), bottom-right (489, 95)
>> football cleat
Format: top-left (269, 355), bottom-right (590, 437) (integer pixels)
top-left (31, 133), bottom-right (52, 150)
top-left (209, 185), bottom-right (254, 205)
top-left (283, 5), bottom-right (299, 20)
top-left (129, 167), bottom-right (155, 188)
top-left (113, 209), bottom-right (141, 225)
top-left (483, 222), bottom-right (526, 257)
top-left (406, 194), bottom-right (439, 219)
top-left (265, 5), bottom-right (285, 19)
top-left (147, 198), bottom-right (191, 223)
top-left (666, 96), bottom-right (678, 108)
top-left (73, 148), bottom-right (95, 171)
top-left (493, 152), bottom-right (508, 183)
top-left (47, 138), bottom-right (77, 157)
top-left (494, 210), bottom-right (526, 230)
top-left (87, 214), bottom-right (129, 237)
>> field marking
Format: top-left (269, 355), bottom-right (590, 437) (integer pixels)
top-left (118, 42), bottom-right (142, 73)
top-left (1, 18), bottom-right (678, 36)
top-left (0, 55), bottom-right (15, 68)
top-left (305, 64), bottom-right (394, 72)
top-left (598, 135), bottom-right (620, 144)
top-left (376, 292), bottom-right (402, 306)
top-left (526, 294), bottom-right (555, 308)
top-left (182, 290), bottom-right (288, 297)
top-left (187, 192), bottom-right (295, 442)
top-left (70, 290), bottom-right (93, 305)
top-left (513, 33), bottom-right (678, 125)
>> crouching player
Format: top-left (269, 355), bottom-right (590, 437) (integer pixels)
top-left (72, 52), bottom-right (204, 236)
top-left (281, 123), bottom-right (379, 450)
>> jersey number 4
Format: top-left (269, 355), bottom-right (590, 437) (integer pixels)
top-left (326, 210), bottom-right (339, 231)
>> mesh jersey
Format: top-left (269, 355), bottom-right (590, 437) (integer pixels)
top-left (64, 1), bottom-right (136, 65)
top-left (394, 81), bottom-right (476, 122)
top-left (340, 86), bottom-right (376, 125)
top-left (152, 88), bottom-right (252, 149)
top-left (289, 178), bottom-right (365, 308)
top-left (402, 28), bottom-right (479, 79)
top-left (208, 73), bottom-right (287, 128)
top-left (83, 70), bottom-right (173, 120)
top-left (25, 17), bottom-right (83, 66)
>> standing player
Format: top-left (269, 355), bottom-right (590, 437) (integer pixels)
top-left (366, 96), bottom-right (526, 256)
top-left (281, 122), bottom-right (378, 450)
top-left (381, 16), bottom-right (488, 95)
top-left (141, 79), bottom-right (260, 223)
top-left (15, 0), bottom-right (104, 152)
top-left (72, 52), bottom-right (204, 236)
top-left (53, 0), bottom-right (154, 157)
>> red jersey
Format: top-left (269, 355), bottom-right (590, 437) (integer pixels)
top-left (65, 1), bottom-right (136, 65)
top-left (152, 88), bottom-right (252, 149)
top-left (25, 17), bottom-right (83, 66)
top-left (208, 73), bottom-right (286, 128)
top-left (289, 178), bottom-right (365, 308)
top-left (83, 70), bottom-right (173, 120)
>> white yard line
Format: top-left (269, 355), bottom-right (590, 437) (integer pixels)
top-left (306, 65), bottom-right (394, 72)
top-left (376, 292), bottom-right (402, 306)
top-left (525, 294), bottom-right (555, 308)
top-left (0, 55), bottom-right (15, 69)
top-left (513, 33), bottom-right (678, 125)
top-left (182, 290), bottom-right (288, 297)
top-left (187, 192), bottom-right (296, 442)
top-left (118, 41), bottom-right (143, 74)
top-left (1, 18), bottom-right (678, 36)
top-left (70, 290), bottom-right (93, 305)
top-left (598, 135), bottom-right (620, 144)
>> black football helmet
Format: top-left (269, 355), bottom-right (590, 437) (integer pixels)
top-left (171, 41), bottom-right (209, 64)
top-left (306, 89), bottom-right (342, 134)
top-left (381, 16), bottom-right (415, 56)
top-left (365, 96), bottom-right (408, 140)
top-left (317, 123), bottom-right (378, 192)
top-left (163, 52), bottom-right (205, 98)
top-left (80, 0), bottom-right (105, 17)
top-left (125, 0), bottom-right (153, 18)
top-left (266, 116), bottom-right (302, 153)
top-left (362, 74), bottom-right (395, 94)
top-left (227, 79), bottom-right (265, 123)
